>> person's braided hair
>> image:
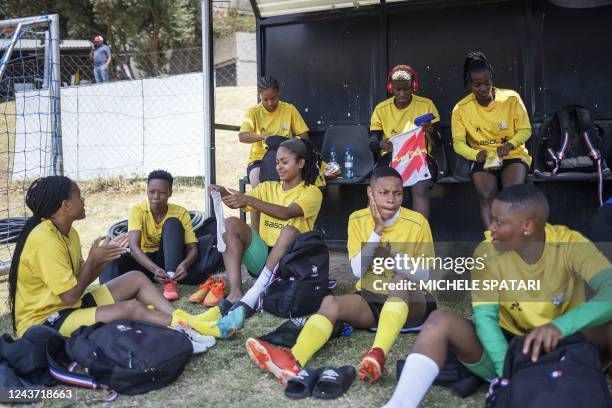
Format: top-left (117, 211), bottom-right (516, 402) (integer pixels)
top-left (257, 75), bottom-right (280, 92)
top-left (8, 176), bottom-right (72, 332)
top-left (279, 138), bottom-right (320, 186)
top-left (463, 51), bottom-right (494, 87)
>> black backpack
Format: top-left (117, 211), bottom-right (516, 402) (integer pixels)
top-left (263, 231), bottom-right (330, 317)
top-left (0, 325), bottom-right (63, 387)
top-left (485, 332), bottom-right (611, 408)
top-left (48, 321), bottom-right (192, 396)
top-left (193, 216), bottom-right (223, 276)
top-left (537, 105), bottom-right (609, 204)
top-left (259, 136), bottom-right (287, 182)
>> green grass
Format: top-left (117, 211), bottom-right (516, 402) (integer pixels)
top-left (0, 256), bottom-right (485, 407)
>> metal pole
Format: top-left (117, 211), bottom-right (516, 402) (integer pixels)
top-left (49, 14), bottom-right (63, 175)
top-left (43, 30), bottom-right (50, 89)
top-left (201, 0), bottom-right (214, 217)
top-left (0, 15), bottom-right (49, 29)
top-left (0, 23), bottom-right (23, 81)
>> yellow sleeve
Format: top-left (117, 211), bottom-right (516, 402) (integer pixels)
top-left (508, 96), bottom-right (532, 148)
top-left (565, 233), bottom-right (612, 282)
top-left (244, 182), bottom-right (265, 212)
top-left (347, 217), bottom-right (363, 260)
top-left (370, 107), bottom-right (384, 131)
top-left (429, 100), bottom-right (441, 124)
top-left (179, 209), bottom-right (197, 245)
top-left (290, 105), bottom-right (309, 135)
top-left (127, 205), bottom-right (144, 232)
top-left (451, 106), bottom-right (480, 161)
top-left (239, 107), bottom-right (257, 133)
top-left (293, 187), bottom-right (322, 219)
top-left (31, 241), bottom-right (77, 296)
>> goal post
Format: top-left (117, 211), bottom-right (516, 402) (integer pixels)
top-left (0, 14), bottom-right (62, 274)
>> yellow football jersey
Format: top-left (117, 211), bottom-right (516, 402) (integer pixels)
top-left (348, 207), bottom-right (434, 295)
top-left (245, 181), bottom-right (322, 247)
top-left (15, 220), bottom-right (83, 337)
top-left (128, 201), bottom-right (197, 253)
top-left (451, 88), bottom-right (532, 165)
top-left (370, 95), bottom-right (440, 140)
top-left (472, 224), bottom-right (612, 335)
top-left (240, 101), bottom-right (309, 164)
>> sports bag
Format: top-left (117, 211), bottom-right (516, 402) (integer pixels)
top-left (49, 320), bottom-right (192, 396)
top-left (263, 231), bottom-right (330, 317)
top-left (485, 332), bottom-right (611, 408)
top-left (259, 136), bottom-right (287, 182)
top-left (537, 105), bottom-right (609, 205)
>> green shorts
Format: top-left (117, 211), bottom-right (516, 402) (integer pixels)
top-left (242, 228), bottom-right (269, 277)
top-left (460, 350), bottom-right (497, 381)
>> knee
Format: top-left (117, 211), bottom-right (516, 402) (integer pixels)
top-left (279, 225), bottom-right (300, 240)
top-left (124, 270), bottom-right (150, 284)
top-left (124, 299), bottom-right (148, 320)
top-left (317, 295), bottom-right (339, 320)
top-left (475, 186), bottom-right (497, 203)
top-left (225, 216), bottom-right (242, 230)
top-left (421, 310), bottom-right (453, 334)
top-left (224, 216), bottom-right (246, 236)
top-left (162, 217), bottom-right (183, 233)
top-left (249, 169), bottom-right (261, 186)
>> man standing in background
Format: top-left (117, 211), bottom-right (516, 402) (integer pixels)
top-left (90, 35), bottom-right (111, 83)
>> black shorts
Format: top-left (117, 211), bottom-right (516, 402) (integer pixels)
top-left (42, 292), bottom-right (97, 332)
top-left (246, 160), bottom-right (262, 177)
top-left (470, 158), bottom-right (529, 177)
top-left (355, 290), bottom-right (437, 329)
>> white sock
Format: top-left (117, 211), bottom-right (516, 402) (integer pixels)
top-left (382, 353), bottom-right (439, 408)
top-left (240, 266), bottom-right (273, 308)
top-left (211, 191), bottom-right (226, 252)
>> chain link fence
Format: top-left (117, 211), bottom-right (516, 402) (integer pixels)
top-left (0, 29), bottom-right (258, 267)
top-left (61, 47), bottom-right (204, 85)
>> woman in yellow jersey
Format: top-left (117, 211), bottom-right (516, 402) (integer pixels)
top-left (239, 76), bottom-right (310, 232)
top-left (369, 65), bottom-right (440, 218)
top-left (7, 176), bottom-right (238, 342)
top-left (245, 167), bottom-right (437, 386)
top-left (383, 184), bottom-right (612, 407)
top-left (208, 138), bottom-right (322, 317)
top-left (451, 51), bottom-right (532, 228)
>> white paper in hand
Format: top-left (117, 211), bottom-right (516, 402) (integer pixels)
top-left (211, 191), bottom-right (227, 252)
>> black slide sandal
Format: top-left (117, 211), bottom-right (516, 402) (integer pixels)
top-left (285, 368), bottom-right (319, 399)
top-left (312, 366), bottom-right (356, 399)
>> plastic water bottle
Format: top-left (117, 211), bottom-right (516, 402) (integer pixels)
top-left (329, 147), bottom-right (339, 166)
top-left (344, 147), bottom-right (354, 179)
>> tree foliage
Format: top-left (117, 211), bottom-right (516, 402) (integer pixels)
top-left (1, 1), bottom-right (254, 76)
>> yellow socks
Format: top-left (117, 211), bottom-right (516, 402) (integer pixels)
top-left (196, 306), bottom-right (222, 322)
top-left (291, 314), bottom-right (334, 367)
top-left (184, 318), bottom-right (222, 338)
top-left (371, 298), bottom-right (409, 356)
top-left (170, 309), bottom-right (190, 326)
top-left (171, 308), bottom-right (222, 338)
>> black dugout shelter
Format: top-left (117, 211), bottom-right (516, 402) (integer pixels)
top-left (245, 0), bottom-right (612, 245)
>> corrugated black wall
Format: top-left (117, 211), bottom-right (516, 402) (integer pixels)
top-left (255, 0), bottom-right (612, 243)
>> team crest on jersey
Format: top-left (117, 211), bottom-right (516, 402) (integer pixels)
top-left (551, 292), bottom-right (566, 306)
top-left (498, 122), bottom-right (508, 130)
